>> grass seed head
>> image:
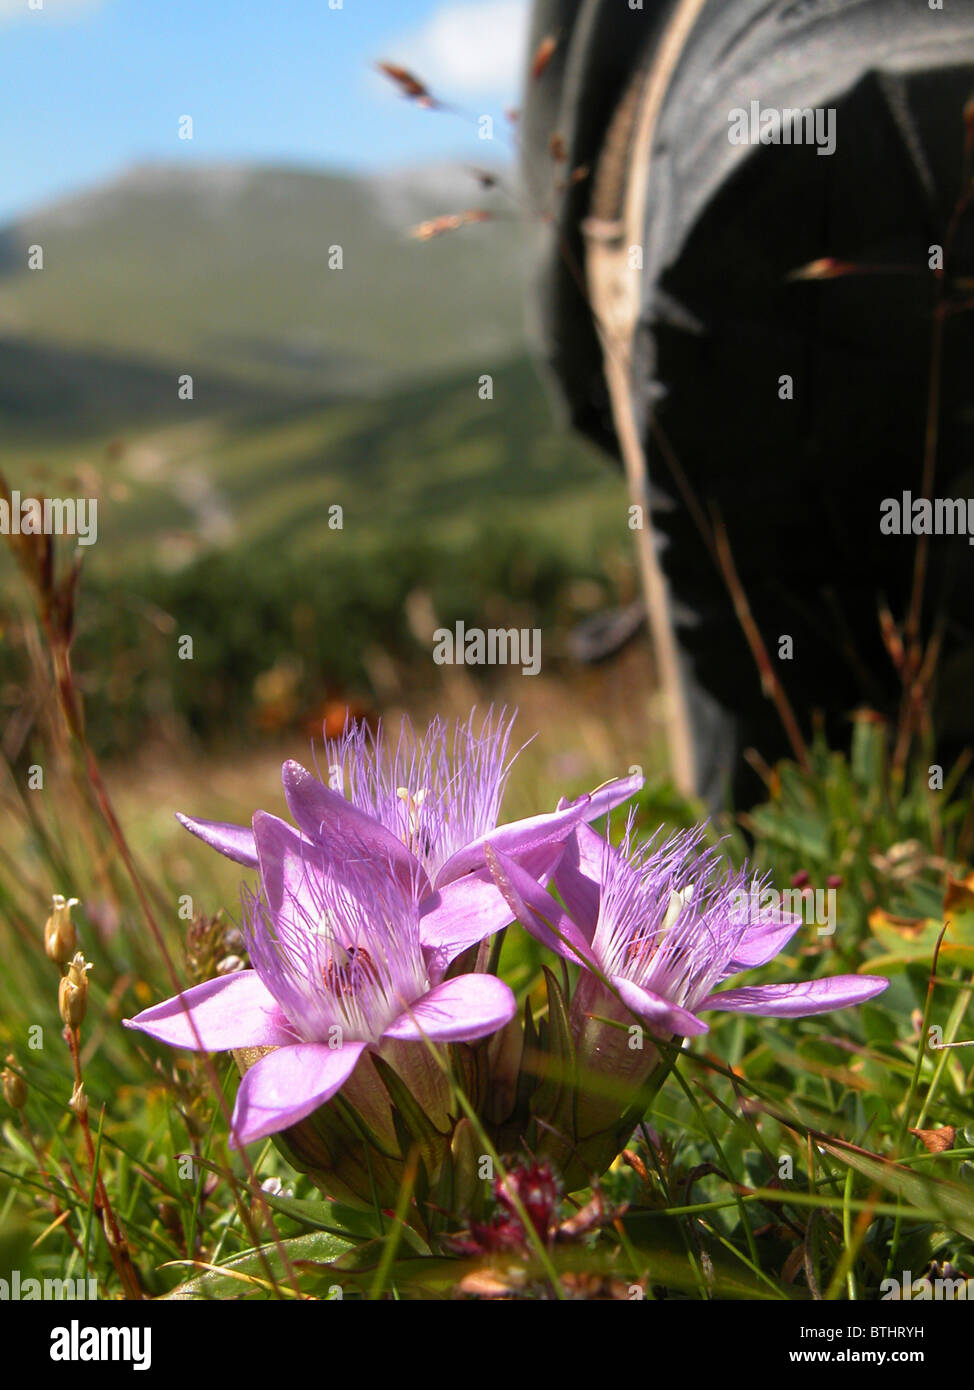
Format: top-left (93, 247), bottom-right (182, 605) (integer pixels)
top-left (44, 894), bottom-right (79, 965)
top-left (2, 1056), bottom-right (27, 1110)
top-left (59, 952), bottom-right (92, 1028)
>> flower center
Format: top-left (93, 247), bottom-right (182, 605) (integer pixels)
top-left (320, 945), bottom-right (379, 997)
top-left (625, 936), bottom-right (658, 969)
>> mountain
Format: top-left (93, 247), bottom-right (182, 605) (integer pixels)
top-left (0, 160), bottom-right (531, 430)
top-left (0, 164), bottom-right (620, 584)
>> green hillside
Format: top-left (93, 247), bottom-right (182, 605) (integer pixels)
top-left (0, 162), bottom-right (528, 403)
top-left (2, 355), bottom-right (632, 757)
top-left (4, 356), bottom-right (626, 574)
top-left (0, 335), bottom-right (272, 437)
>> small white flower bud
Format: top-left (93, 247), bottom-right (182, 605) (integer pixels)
top-left (44, 894), bottom-right (79, 965)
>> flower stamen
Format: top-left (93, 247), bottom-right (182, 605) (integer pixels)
top-left (396, 785), bottom-right (428, 853)
top-left (321, 945), bottom-right (379, 997)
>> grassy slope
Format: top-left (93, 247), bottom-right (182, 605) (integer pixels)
top-left (0, 163), bottom-right (528, 402)
top-left (2, 355), bottom-right (629, 577)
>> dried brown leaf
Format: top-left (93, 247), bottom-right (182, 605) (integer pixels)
top-left (530, 35), bottom-right (557, 81)
top-left (410, 209), bottom-right (492, 241)
top-left (908, 1126), bottom-right (956, 1154)
top-left (376, 61), bottom-right (434, 107)
top-left (787, 257), bottom-right (860, 282)
top-left (944, 873), bottom-right (974, 916)
top-left (558, 1191), bottom-right (608, 1239)
top-left (457, 1267), bottom-right (523, 1297)
top-left (621, 1148), bottom-right (650, 1186)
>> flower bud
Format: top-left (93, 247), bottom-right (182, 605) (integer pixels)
top-left (44, 894), bottom-right (79, 965)
top-left (485, 1012), bottom-right (523, 1125)
top-left (558, 974), bottom-right (665, 1187)
top-left (236, 1041), bottom-right (460, 1222)
top-left (222, 927), bottom-right (245, 954)
top-left (449, 1117), bottom-right (483, 1218)
top-left (69, 1080), bottom-right (87, 1118)
top-left (2, 1056), bottom-right (27, 1110)
top-left (59, 953), bottom-right (92, 1028)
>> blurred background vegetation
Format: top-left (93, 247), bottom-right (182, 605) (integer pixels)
top-left (0, 161), bottom-right (656, 784)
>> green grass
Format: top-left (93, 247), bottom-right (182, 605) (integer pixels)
top-left (1, 661), bottom-right (973, 1299)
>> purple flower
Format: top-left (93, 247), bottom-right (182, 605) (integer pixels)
top-left (325, 710), bottom-right (521, 884)
top-left (486, 818), bottom-right (888, 1179)
top-left (176, 710), bottom-right (643, 972)
top-left (125, 832), bottom-right (517, 1146)
top-left (486, 817), bottom-right (889, 1038)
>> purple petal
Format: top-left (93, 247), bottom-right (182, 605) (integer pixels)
top-left (418, 870), bottom-right (515, 982)
top-left (230, 1040), bottom-right (366, 1146)
top-left (252, 811), bottom-right (321, 920)
top-left (123, 971), bottom-right (294, 1050)
top-left (485, 845), bottom-right (597, 968)
top-left (553, 823), bottom-right (618, 941)
top-left (728, 915), bottom-right (803, 971)
top-left (281, 760), bottom-right (428, 896)
top-left (435, 799), bottom-right (595, 888)
top-left (384, 974), bottom-right (516, 1043)
top-left (419, 842), bottom-right (564, 980)
top-left (700, 975), bottom-right (889, 1018)
top-left (560, 771), bottom-right (644, 821)
top-left (609, 976), bottom-right (709, 1037)
top-left (175, 813), bottom-right (258, 869)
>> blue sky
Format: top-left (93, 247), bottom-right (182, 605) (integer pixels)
top-left (0, 0), bottom-right (531, 223)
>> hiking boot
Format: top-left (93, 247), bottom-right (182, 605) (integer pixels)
top-left (523, 0), bottom-right (974, 805)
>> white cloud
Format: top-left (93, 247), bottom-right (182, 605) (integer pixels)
top-left (389, 0), bottom-right (531, 99)
top-left (0, 0), bottom-right (104, 24)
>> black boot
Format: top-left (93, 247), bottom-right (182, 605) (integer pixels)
top-left (523, 0), bottom-right (974, 807)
